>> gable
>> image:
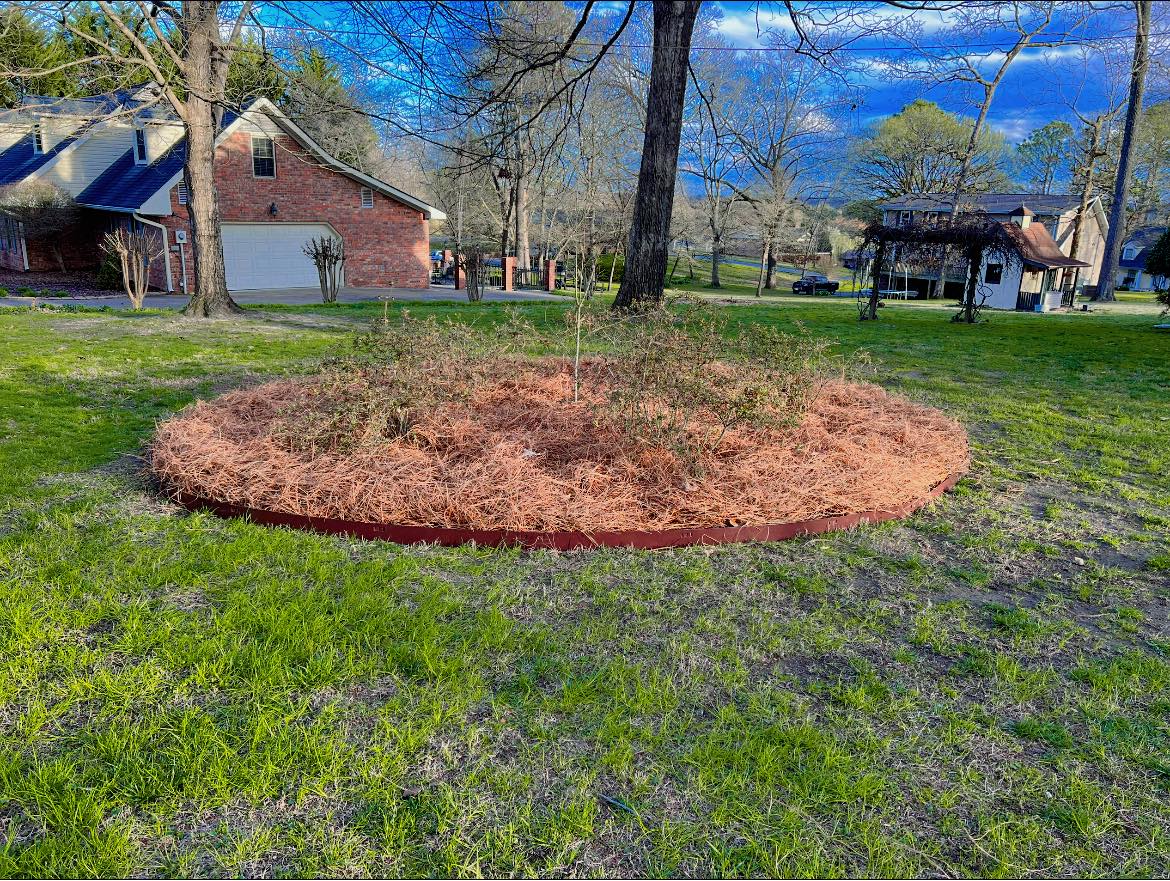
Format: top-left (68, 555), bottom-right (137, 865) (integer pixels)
top-left (142, 100), bottom-right (444, 220)
top-left (76, 141), bottom-right (186, 212)
top-left (0, 129), bottom-right (83, 186)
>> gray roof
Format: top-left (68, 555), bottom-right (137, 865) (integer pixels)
top-left (880, 193), bottom-right (1083, 215)
top-left (1119, 226), bottom-right (1167, 269)
top-left (0, 127), bottom-right (87, 186)
top-left (13, 89), bottom-right (176, 121)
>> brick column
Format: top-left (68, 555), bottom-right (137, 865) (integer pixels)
top-left (502, 256), bottom-right (515, 291)
top-left (442, 249), bottom-right (453, 268)
top-left (454, 256), bottom-right (465, 290)
top-left (544, 259), bottom-right (557, 291)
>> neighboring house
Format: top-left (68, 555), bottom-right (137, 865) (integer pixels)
top-left (0, 90), bottom-right (444, 291)
top-left (877, 193), bottom-right (1108, 307)
top-left (975, 206), bottom-right (1091, 311)
top-left (1115, 226), bottom-right (1168, 292)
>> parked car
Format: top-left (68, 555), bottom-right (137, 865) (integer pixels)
top-left (791, 274), bottom-right (840, 295)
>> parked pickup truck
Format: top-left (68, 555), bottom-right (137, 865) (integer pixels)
top-left (791, 274), bottom-right (840, 295)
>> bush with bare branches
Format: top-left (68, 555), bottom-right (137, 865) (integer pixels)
top-left (0, 180), bottom-right (80, 273)
top-left (100, 226), bottom-right (164, 310)
top-left (302, 235), bottom-right (345, 303)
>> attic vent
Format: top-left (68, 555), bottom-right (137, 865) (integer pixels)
top-left (360, 187), bottom-right (374, 209)
top-left (177, 181), bottom-right (188, 205)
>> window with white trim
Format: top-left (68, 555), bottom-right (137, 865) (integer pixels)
top-left (251, 134), bottom-right (275, 178)
top-left (177, 181), bottom-right (188, 205)
top-left (1122, 245), bottom-right (1137, 260)
top-left (360, 187), bottom-right (374, 208)
top-left (133, 127), bottom-right (148, 164)
top-left (32, 124), bottom-right (43, 154)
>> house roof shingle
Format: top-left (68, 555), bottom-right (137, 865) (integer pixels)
top-left (1001, 220), bottom-right (1089, 270)
top-left (0, 129), bottom-right (85, 187)
top-left (881, 193), bottom-right (1083, 215)
top-left (74, 110), bottom-right (236, 212)
top-left (75, 143), bottom-right (186, 211)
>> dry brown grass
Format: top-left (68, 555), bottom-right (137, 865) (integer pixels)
top-left (149, 357), bottom-right (968, 531)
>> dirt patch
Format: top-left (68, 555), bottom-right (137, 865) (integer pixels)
top-left (0, 267), bottom-right (114, 298)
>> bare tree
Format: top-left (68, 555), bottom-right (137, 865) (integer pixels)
top-left (101, 225), bottom-right (164, 310)
top-left (880, 2), bottom-right (1078, 301)
top-left (681, 53), bottom-right (744, 288)
top-left (1097, 0), bottom-right (1153, 302)
top-left (1052, 44), bottom-right (1127, 295)
top-left (303, 235), bottom-right (345, 304)
top-left (45, 1), bottom-right (259, 317)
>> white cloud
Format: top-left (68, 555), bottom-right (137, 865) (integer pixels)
top-left (710, 3), bottom-right (796, 49)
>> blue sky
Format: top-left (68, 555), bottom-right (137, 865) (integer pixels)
top-left (707, 1), bottom-right (1146, 144)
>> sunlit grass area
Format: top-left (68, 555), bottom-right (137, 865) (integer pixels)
top-left (1, 297), bottom-right (1168, 876)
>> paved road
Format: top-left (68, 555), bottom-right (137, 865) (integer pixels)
top-left (695, 254), bottom-right (809, 275)
top-left (0, 285), bottom-right (563, 310)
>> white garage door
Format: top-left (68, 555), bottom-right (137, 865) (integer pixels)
top-left (222, 223), bottom-right (338, 290)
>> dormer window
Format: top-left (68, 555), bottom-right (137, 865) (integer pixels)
top-left (251, 135), bottom-right (275, 178)
top-left (32, 124), bottom-right (44, 155)
top-left (133, 128), bottom-right (148, 164)
top-left (1123, 245), bottom-right (1137, 260)
top-left (360, 187), bottom-right (374, 208)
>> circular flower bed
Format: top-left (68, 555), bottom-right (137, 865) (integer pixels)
top-left (150, 356), bottom-right (968, 547)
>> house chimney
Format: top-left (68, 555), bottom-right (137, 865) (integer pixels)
top-left (1010, 205), bottom-right (1034, 229)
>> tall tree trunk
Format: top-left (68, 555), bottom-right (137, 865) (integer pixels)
top-left (181, 1), bottom-right (240, 317)
top-left (765, 250), bottom-right (777, 289)
top-left (499, 181), bottom-right (512, 263)
top-left (710, 230), bottom-right (721, 287)
top-left (1096, 0), bottom-right (1151, 302)
top-left (612, 0), bottom-right (700, 311)
top-left (755, 237), bottom-right (769, 297)
top-left (515, 180), bottom-right (530, 270)
top-left (1066, 123), bottom-right (1102, 296)
top-left (956, 246), bottom-right (982, 324)
top-left (861, 240), bottom-right (886, 321)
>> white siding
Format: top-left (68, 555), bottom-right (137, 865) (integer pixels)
top-left (979, 258), bottom-right (1024, 310)
top-left (144, 123), bottom-right (183, 162)
top-left (238, 114), bottom-right (284, 136)
top-left (138, 185), bottom-right (175, 216)
top-left (39, 123), bottom-right (132, 197)
top-left (0, 121), bottom-right (28, 151)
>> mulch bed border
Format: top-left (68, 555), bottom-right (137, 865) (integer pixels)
top-left (174, 471), bottom-right (965, 550)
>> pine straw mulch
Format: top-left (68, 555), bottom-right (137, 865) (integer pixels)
top-left (149, 358), bottom-right (969, 532)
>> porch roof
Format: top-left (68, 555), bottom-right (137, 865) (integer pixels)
top-left (1002, 221), bottom-right (1089, 270)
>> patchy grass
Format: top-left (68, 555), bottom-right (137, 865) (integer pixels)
top-left (0, 297), bottom-right (1168, 877)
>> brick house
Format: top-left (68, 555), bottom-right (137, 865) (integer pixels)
top-left (0, 93), bottom-right (444, 291)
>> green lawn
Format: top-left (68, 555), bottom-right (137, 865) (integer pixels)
top-left (1, 297), bottom-right (1168, 877)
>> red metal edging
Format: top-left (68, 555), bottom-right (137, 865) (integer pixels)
top-left (173, 471), bottom-right (964, 550)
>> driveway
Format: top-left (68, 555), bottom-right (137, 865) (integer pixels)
top-left (0, 285), bottom-right (563, 310)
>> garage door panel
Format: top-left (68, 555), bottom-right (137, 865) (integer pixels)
top-left (222, 223), bottom-right (336, 290)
